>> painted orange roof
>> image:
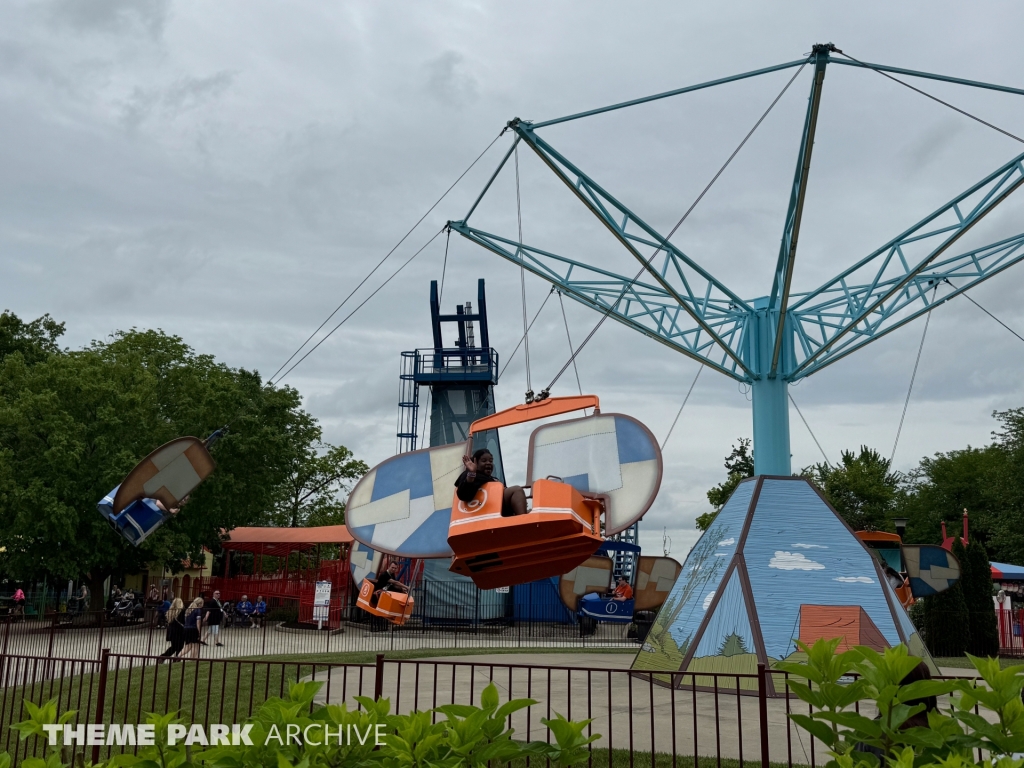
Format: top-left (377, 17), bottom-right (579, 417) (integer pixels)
top-left (799, 605), bottom-right (888, 652)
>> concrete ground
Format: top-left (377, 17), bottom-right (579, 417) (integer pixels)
top-left (307, 651), bottom-right (821, 764)
top-left (2, 620), bottom-right (633, 661)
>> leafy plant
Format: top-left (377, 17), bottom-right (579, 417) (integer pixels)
top-left (2, 681), bottom-right (596, 768)
top-left (778, 638), bottom-right (1024, 768)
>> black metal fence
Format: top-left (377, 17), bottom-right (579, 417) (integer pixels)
top-left (0, 650), bottom-right (825, 768)
top-left (0, 601), bottom-right (637, 662)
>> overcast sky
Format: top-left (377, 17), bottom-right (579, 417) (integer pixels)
top-left (4, 0), bottom-right (1024, 558)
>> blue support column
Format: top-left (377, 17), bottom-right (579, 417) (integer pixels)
top-left (749, 304), bottom-right (792, 475)
top-left (751, 377), bottom-right (791, 476)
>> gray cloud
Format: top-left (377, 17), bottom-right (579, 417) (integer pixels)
top-left (4, 0), bottom-right (1024, 559)
top-left (49, 0), bottom-right (171, 38)
top-left (425, 51), bottom-right (479, 107)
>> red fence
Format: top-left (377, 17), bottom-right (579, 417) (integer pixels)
top-left (996, 608), bottom-right (1024, 655)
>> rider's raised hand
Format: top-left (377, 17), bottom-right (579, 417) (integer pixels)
top-left (462, 454), bottom-right (476, 473)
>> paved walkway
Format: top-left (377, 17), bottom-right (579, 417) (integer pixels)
top-left (305, 652), bottom-right (815, 763)
top-left (2, 620), bottom-right (633, 661)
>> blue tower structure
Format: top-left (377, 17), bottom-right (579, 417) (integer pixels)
top-left (396, 278), bottom-right (508, 621)
top-left (396, 279), bottom-right (504, 479)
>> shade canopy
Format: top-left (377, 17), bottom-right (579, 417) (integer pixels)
top-left (221, 525), bottom-right (353, 557)
top-left (992, 561), bottom-right (1024, 581)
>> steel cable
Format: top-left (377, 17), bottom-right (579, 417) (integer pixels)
top-left (542, 57), bottom-right (811, 394)
top-left (269, 132), bottom-right (503, 384)
top-left (835, 49), bottom-right (1024, 145)
top-left (274, 228), bottom-right (444, 384)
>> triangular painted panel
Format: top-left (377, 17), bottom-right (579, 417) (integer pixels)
top-left (632, 479), bottom-right (754, 675)
top-left (632, 477), bottom-right (937, 693)
top-left (743, 479), bottom-right (901, 663)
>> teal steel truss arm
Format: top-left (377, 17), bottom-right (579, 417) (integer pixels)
top-left (448, 220), bottom-right (751, 381)
top-left (531, 57), bottom-right (811, 129)
top-left (510, 122), bottom-right (755, 378)
top-left (768, 44), bottom-right (831, 377)
top-left (789, 151), bottom-right (1024, 378)
top-left (789, 230), bottom-right (1024, 377)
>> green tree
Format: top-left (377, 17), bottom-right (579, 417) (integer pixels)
top-left (803, 446), bottom-right (902, 531)
top-left (271, 435), bottom-right (367, 528)
top-left (900, 445), bottom-right (1004, 550)
top-left (987, 407), bottom-right (1024, 564)
top-left (956, 538), bottom-right (1000, 656)
top-left (921, 577), bottom-right (970, 657)
top-left (0, 310), bottom-right (64, 366)
top-left (697, 438), bottom-right (754, 531)
top-left (0, 321), bottom-right (363, 594)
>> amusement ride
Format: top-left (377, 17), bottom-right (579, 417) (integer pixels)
top-left (98, 44), bottom-right (1024, 638)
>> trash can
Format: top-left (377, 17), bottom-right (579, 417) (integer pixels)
top-left (634, 611), bottom-right (655, 643)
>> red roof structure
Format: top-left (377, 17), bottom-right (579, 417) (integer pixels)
top-left (221, 525), bottom-right (352, 557)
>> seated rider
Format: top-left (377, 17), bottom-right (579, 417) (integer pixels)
top-left (610, 576), bottom-right (633, 602)
top-left (455, 449), bottom-right (528, 517)
top-left (372, 562), bottom-right (409, 605)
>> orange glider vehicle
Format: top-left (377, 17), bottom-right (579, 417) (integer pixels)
top-left (345, 394), bottom-right (663, 606)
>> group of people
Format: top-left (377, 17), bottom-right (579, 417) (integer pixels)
top-left (159, 590), bottom-right (267, 661)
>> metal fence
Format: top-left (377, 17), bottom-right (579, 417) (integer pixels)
top-left (0, 649), bottom-right (848, 768)
top-left (0, 603), bottom-right (637, 662)
top-left (0, 648), bottom-right (1000, 768)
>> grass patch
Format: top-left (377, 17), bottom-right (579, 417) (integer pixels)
top-left (934, 656), bottom-right (1024, 670)
top-left (245, 647), bottom-right (637, 665)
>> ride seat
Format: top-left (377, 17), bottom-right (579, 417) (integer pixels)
top-left (447, 478), bottom-right (604, 590)
top-left (355, 578), bottom-right (415, 625)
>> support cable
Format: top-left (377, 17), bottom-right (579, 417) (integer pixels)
top-left (514, 144), bottom-right (533, 400)
top-left (834, 49), bottom-right (1024, 146)
top-left (557, 291), bottom-right (585, 399)
top-left (789, 393), bottom-right (829, 465)
top-left (269, 132), bottom-right (503, 384)
top-left (274, 228), bottom-right (444, 384)
top-left (419, 387), bottom-right (431, 449)
top-left (540, 58), bottom-right (810, 396)
top-left (661, 365), bottom-right (703, 451)
top-left (498, 287), bottom-right (555, 381)
top-left (946, 278), bottom-right (1024, 345)
top-left (889, 284), bottom-right (940, 467)
top-left (438, 229), bottom-right (451, 305)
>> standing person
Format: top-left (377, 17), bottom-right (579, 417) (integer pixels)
top-left (159, 599), bottom-right (186, 660)
top-left (181, 598), bottom-right (204, 659)
top-left (203, 590), bottom-right (224, 647)
top-left (253, 596), bottom-right (267, 628)
top-left (12, 589), bottom-right (26, 621)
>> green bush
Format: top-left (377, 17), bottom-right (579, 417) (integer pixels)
top-left (2, 679), bottom-right (597, 768)
top-left (779, 637), bottom-right (1024, 767)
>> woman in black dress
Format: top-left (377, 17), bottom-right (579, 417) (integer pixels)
top-left (160, 598), bottom-right (186, 660)
top-left (455, 449), bottom-right (527, 516)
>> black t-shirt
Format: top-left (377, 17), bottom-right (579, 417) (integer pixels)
top-left (375, 572), bottom-right (395, 591)
top-left (204, 599), bottom-right (223, 625)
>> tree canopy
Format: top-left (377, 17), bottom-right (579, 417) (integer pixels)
top-left (697, 438), bottom-right (754, 531)
top-left (803, 447), bottom-right (903, 532)
top-left (0, 311), bottom-right (365, 590)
